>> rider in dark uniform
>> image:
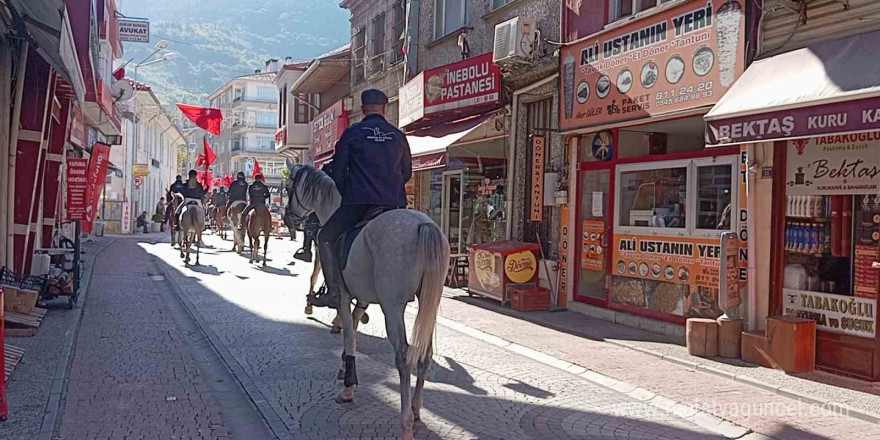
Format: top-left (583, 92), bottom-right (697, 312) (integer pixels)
top-left (310, 89), bottom-right (412, 308)
top-left (241, 173), bottom-right (270, 220)
top-left (212, 186), bottom-right (228, 207)
top-left (166, 175), bottom-right (184, 226)
top-left (174, 170), bottom-right (207, 217)
top-left (226, 172), bottom-right (249, 210)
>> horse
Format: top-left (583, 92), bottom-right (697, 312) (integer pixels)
top-left (179, 202), bottom-right (205, 266)
top-left (287, 165), bottom-right (448, 440)
top-left (243, 205), bottom-right (271, 265)
top-left (214, 204), bottom-right (228, 240)
top-left (228, 201), bottom-right (247, 253)
top-left (168, 195), bottom-right (183, 248)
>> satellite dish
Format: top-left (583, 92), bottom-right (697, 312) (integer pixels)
top-left (110, 80), bottom-right (135, 102)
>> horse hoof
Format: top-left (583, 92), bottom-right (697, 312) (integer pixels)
top-left (337, 369), bottom-right (345, 380)
top-left (360, 313), bottom-right (370, 325)
top-left (330, 326), bottom-right (341, 334)
top-left (336, 386), bottom-right (355, 403)
top-left (304, 305), bottom-right (313, 315)
top-left (402, 428), bottom-right (414, 440)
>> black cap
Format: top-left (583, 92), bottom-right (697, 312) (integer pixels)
top-left (175, 175), bottom-right (182, 181)
top-left (237, 171), bottom-right (245, 178)
top-left (188, 169), bottom-right (197, 177)
top-left (361, 89), bottom-right (388, 106)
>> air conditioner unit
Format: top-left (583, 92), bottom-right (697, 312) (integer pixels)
top-left (493, 17), bottom-right (537, 64)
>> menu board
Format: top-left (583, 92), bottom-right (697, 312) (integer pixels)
top-left (612, 235), bottom-right (723, 288)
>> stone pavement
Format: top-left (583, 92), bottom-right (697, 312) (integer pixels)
top-left (147, 232), bottom-right (731, 439)
top-left (55, 236), bottom-right (269, 440)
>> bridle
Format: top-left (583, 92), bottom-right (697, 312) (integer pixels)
top-left (287, 166), bottom-right (312, 220)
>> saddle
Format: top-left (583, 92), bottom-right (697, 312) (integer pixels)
top-left (336, 206), bottom-right (397, 270)
top-left (229, 200), bottom-right (247, 211)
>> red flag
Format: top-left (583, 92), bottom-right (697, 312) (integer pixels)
top-left (195, 153), bottom-right (206, 167)
top-left (176, 103), bottom-right (223, 135)
top-left (203, 136), bottom-right (216, 166)
top-left (224, 174), bottom-right (233, 187)
top-left (252, 159), bottom-right (262, 178)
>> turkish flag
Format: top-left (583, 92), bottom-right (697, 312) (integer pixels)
top-left (203, 136), bottom-right (216, 166)
top-left (176, 103), bottom-right (223, 135)
top-left (195, 153), bottom-right (206, 167)
top-left (224, 174), bottom-right (233, 187)
top-left (252, 159), bottom-right (262, 178)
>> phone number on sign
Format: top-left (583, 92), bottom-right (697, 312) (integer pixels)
top-left (654, 81), bottom-right (713, 107)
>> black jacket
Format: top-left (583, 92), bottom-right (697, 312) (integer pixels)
top-left (169, 181), bottom-right (184, 199)
top-left (212, 190), bottom-right (227, 206)
top-left (180, 180), bottom-right (207, 200)
top-left (330, 114), bottom-right (411, 207)
top-left (248, 181), bottom-right (270, 205)
top-left (228, 179), bottom-right (248, 201)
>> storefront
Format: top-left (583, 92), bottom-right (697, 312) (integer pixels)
top-left (310, 99), bottom-right (348, 169)
top-left (401, 53), bottom-right (508, 257)
top-left (705, 30), bottom-right (880, 380)
top-left (560, 0), bottom-right (748, 325)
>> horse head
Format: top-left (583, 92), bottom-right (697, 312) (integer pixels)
top-left (286, 164), bottom-right (339, 222)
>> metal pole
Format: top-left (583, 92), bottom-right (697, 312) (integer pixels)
top-left (0, 38), bottom-right (12, 267)
top-left (7, 41), bottom-right (29, 269)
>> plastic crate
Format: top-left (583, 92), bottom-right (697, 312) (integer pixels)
top-left (508, 286), bottom-right (551, 312)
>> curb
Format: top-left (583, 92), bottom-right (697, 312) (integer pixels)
top-left (414, 308), bottom-right (771, 440)
top-left (37, 237), bottom-right (115, 440)
top-left (603, 338), bottom-right (880, 426)
top-left (158, 258), bottom-right (294, 440)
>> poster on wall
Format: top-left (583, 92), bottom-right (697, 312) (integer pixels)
top-left (559, 0), bottom-right (746, 131)
top-left (612, 235), bottom-right (724, 288)
top-left (581, 220), bottom-right (605, 271)
top-left (786, 133), bottom-right (880, 196)
top-left (65, 158), bottom-right (89, 221)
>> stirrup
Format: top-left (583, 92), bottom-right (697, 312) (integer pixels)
top-left (309, 285), bottom-right (339, 309)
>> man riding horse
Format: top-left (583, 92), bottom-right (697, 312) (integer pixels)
top-left (241, 173), bottom-right (270, 224)
top-left (227, 171), bottom-right (249, 211)
top-left (166, 175), bottom-right (185, 229)
top-left (175, 170), bottom-right (207, 218)
top-left (309, 89), bottom-right (412, 309)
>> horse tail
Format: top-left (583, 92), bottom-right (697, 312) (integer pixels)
top-left (406, 222), bottom-right (449, 368)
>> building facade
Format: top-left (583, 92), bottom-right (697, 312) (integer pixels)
top-left (273, 60), bottom-right (312, 163)
top-left (207, 65), bottom-right (286, 192)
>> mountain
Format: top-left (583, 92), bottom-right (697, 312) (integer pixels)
top-left (119, 0), bottom-right (350, 105)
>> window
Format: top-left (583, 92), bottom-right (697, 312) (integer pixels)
top-left (391, 2), bottom-right (405, 64)
top-left (610, 0), bottom-right (672, 22)
top-left (491, 0), bottom-right (513, 10)
top-left (696, 165), bottom-right (733, 230)
top-left (279, 85), bottom-right (287, 126)
top-left (263, 161), bottom-right (283, 177)
top-left (370, 13), bottom-right (387, 76)
top-left (433, 0), bottom-right (468, 39)
top-left (619, 166), bottom-right (688, 229)
top-left (352, 27), bottom-right (366, 84)
top-left (294, 93), bottom-right (319, 124)
top-left (255, 111), bottom-right (275, 128)
top-left (233, 87), bottom-right (244, 101)
top-left (257, 86), bottom-right (277, 102)
top-left (231, 137), bottom-right (244, 151)
top-left (256, 136), bottom-right (274, 150)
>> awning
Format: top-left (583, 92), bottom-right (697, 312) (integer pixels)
top-left (291, 45), bottom-right (350, 95)
top-left (407, 114), bottom-right (492, 172)
top-left (705, 30), bottom-right (880, 145)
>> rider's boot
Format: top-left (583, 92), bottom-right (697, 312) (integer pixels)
top-left (310, 239), bottom-right (341, 308)
top-left (294, 236), bottom-right (313, 262)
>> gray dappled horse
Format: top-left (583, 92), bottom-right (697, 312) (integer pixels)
top-left (179, 202), bottom-right (205, 266)
top-left (287, 165), bottom-right (449, 440)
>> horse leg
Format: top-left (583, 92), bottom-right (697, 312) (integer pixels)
top-left (195, 231), bottom-right (201, 265)
top-left (305, 254), bottom-right (320, 315)
top-left (385, 307), bottom-right (414, 439)
top-left (262, 227), bottom-right (268, 267)
top-left (249, 235), bottom-right (256, 264)
top-left (336, 293), bottom-right (358, 403)
top-left (412, 340), bottom-right (433, 422)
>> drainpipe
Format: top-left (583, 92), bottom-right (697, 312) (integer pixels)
top-left (746, 143), bottom-right (758, 331)
top-left (7, 41), bottom-right (28, 269)
top-left (0, 40), bottom-right (12, 266)
top-left (506, 73), bottom-right (559, 240)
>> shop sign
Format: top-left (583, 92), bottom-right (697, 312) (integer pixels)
top-left (530, 136), bottom-right (545, 222)
top-left (65, 158), bottom-right (89, 220)
top-left (737, 148), bottom-right (749, 302)
top-left (412, 152), bottom-right (446, 171)
top-left (612, 235), bottom-right (724, 289)
top-left (709, 97), bottom-right (880, 145)
top-left (118, 19), bottom-right (149, 43)
top-left (581, 220), bottom-right (605, 271)
top-left (558, 206), bottom-right (571, 304)
top-left (854, 245), bottom-right (879, 298)
top-left (786, 133), bottom-right (880, 196)
top-left (560, 0), bottom-right (746, 131)
top-left (83, 142), bottom-right (111, 234)
top-left (473, 250), bottom-right (500, 291)
top-left (399, 53), bottom-right (501, 127)
top-left (505, 251), bottom-right (537, 284)
top-left (311, 100), bottom-right (348, 158)
top-left (783, 289), bottom-right (876, 338)
top-left (132, 163), bottom-right (149, 177)
top-left (68, 105), bottom-right (86, 148)
top-left (121, 201), bottom-right (131, 234)
top-left (719, 232), bottom-right (740, 309)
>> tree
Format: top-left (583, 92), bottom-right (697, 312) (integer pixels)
top-left (177, 146), bottom-right (187, 176)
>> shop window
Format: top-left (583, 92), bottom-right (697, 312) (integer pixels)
top-left (618, 165), bottom-right (688, 229)
top-left (609, 0), bottom-right (673, 23)
top-left (352, 27), bottom-right (366, 84)
top-left (433, 0), bottom-right (469, 40)
top-left (696, 164), bottom-right (733, 230)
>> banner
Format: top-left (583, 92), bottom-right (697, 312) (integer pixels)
top-left (530, 136), bottom-right (545, 221)
top-left (612, 235), bottom-right (723, 289)
top-left (560, 0), bottom-right (746, 131)
top-left (121, 202), bottom-right (131, 234)
top-left (558, 205), bottom-right (571, 307)
top-left (65, 158), bottom-right (89, 220)
top-left (786, 133), bottom-right (880, 196)
top-left (118, 19), bottom-right (149, 43)
top-left (83, 143), bottom-right (111, 233)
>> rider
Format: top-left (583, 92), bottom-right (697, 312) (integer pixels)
top-left (241, 173), bottom-right (270, 222)
top-left (310, 89), bottom-right (412, 308)
top-left (212, 186), bottom-right (228, 209)
top-left (227, 171), bottom-right (249, 211)
top-left (293, 212), bottom-right (319, 262)
top-left (174, 169), bottom-right (207, 218)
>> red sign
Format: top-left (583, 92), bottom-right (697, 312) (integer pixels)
top-left (311, 100), bottom-right (348, 160)
top-left (83, 142), bottom-right (111, 233)
top-left (68, 104), bottom-right (86, 148)
top-left (559, 0), bottom-right (746, 131)
top-left (65, 158), bottom-right (89, 220)
top-left (399, 52), bottom-right (502, 127)
top-left (530, 136), bottom-right (545, 222)
top-left (275, 126), bottom-right (286, 145)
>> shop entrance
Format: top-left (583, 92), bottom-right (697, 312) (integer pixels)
top-left (443, 170), bottom-right (464, 255)
top-left (576, 165), bottom-right (612, 305)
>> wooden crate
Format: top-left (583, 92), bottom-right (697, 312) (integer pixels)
top-left (509, 287), bottom-right (550, 312)
top-left (2, 285), bottom-right (39, 315)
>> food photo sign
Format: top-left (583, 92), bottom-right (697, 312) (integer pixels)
top-left (560, 0), bottom-right (745, 130)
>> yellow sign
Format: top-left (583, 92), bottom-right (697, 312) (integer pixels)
top-left (612, 235), bottom-right (723, 289)
top-left (505, 250), bottom-right (537, 284)
top-left (132, 164), bottom-right (149, 177)
top-left (473, 250), bottom-right (500, 290)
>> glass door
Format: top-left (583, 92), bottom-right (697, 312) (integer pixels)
top-left (576, 166), bottom-right (612, 304)
top-left (443, 170), bottom-right (464, 255)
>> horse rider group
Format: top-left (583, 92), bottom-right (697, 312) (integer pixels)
top-left (166, 169), bottom-right (271, 231)
top-left (165, 89), bottom-right (410, 311)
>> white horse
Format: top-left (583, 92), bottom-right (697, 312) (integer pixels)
top-left (287, 165), bottom-right (449, 440)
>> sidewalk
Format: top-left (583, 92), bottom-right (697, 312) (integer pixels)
top-left (434, 289), bottom-right (880, 440)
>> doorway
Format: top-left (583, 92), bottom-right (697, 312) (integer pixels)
top-left (442, 170), bottom-right (464, 255)
top-left (576, 165), bottom-right (613, 305)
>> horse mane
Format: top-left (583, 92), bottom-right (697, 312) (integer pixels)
top-left (294, 165), bottom-right (337, 212)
